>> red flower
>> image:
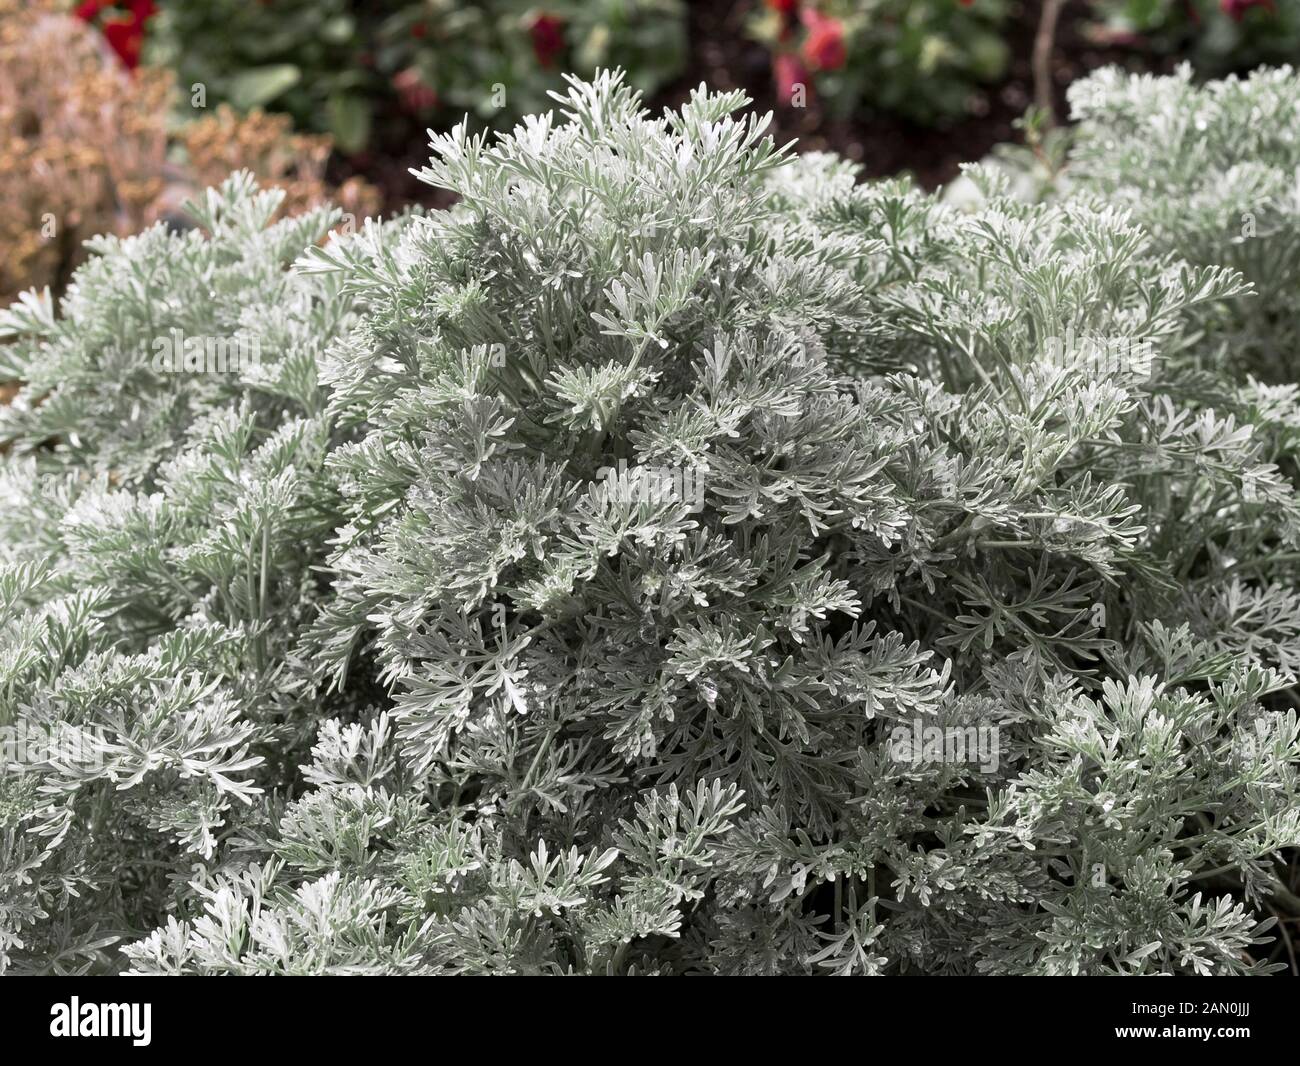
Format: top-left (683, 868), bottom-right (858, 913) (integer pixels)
top-left (102, 17), bottom-right (145, 69)
top-left (1221, 0), bottom-right (1275, 20)
top-left (528, 13), bottom-right (566, 68)
top-left (392, 67), bottom-right (438, 113)
top-left (78, 1), bottom-right (157, 70)
top-left (800, 13), bottom-right (847, 71)
top-left (765, 0), bottom-right (800, 13)
top-left (774, 52), bottom-right (812, 106)
top-left (411, 21), bottom-right (428, 39)
top-left (76, 0), bottom-right (156, 21)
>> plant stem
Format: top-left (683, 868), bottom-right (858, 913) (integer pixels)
top-left (1033, 0), bottom-right (1066, 125)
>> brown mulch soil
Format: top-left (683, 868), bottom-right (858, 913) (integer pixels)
top-left (335, 0), bottom-right (1180, 214)
top-left (660, 0), bottom-right (1181, 189)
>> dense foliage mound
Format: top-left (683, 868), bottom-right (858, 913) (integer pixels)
top-left (1068, 64), bottom-right (1300, 381)
top-left (2, 69), bottom-right (1300, 975)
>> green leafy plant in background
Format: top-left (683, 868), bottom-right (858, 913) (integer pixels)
top-left (376, 0), bottom-right (686, 125)
top-left (3, 70), bottom-right (1300, 975)
top-left (146, 0), bottom-right (686, 154)
top-left (1086, 0), bottom-right (1299, 75)
top-left (146, 0), bottom-right (366, 144)
top-left (752, 0), bottom-right (1010, 125)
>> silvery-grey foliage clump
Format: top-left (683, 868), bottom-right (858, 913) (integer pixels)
top-left (1068, 64), bottom-right (1300, 382)
top-left (1, 69), bottom-right (1299, 976)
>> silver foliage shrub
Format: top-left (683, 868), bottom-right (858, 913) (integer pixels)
top-left (2, 70), bottom-right (1299, 975)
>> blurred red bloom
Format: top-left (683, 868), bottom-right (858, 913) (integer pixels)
top-left (103, 17), bottom-right (145, 69)
top-left (765, 0), bottom-right (800, 13)
top-left (528, 13), bottom-right (566, 68)
top-left (393, 67), bottom-right (438, 113)
top-left (76, 0), bottom-right (157, 19)
top-left (411, 21), bottom-right (428, 39)
top-left (800, 13), bottom-right (847, 71)
top-left (1221, 0), bottom-right (1275, 19)
top-left (76, 0), bottom-right (157, 70)
top-left (774, 52), bottom-right (812, 105)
